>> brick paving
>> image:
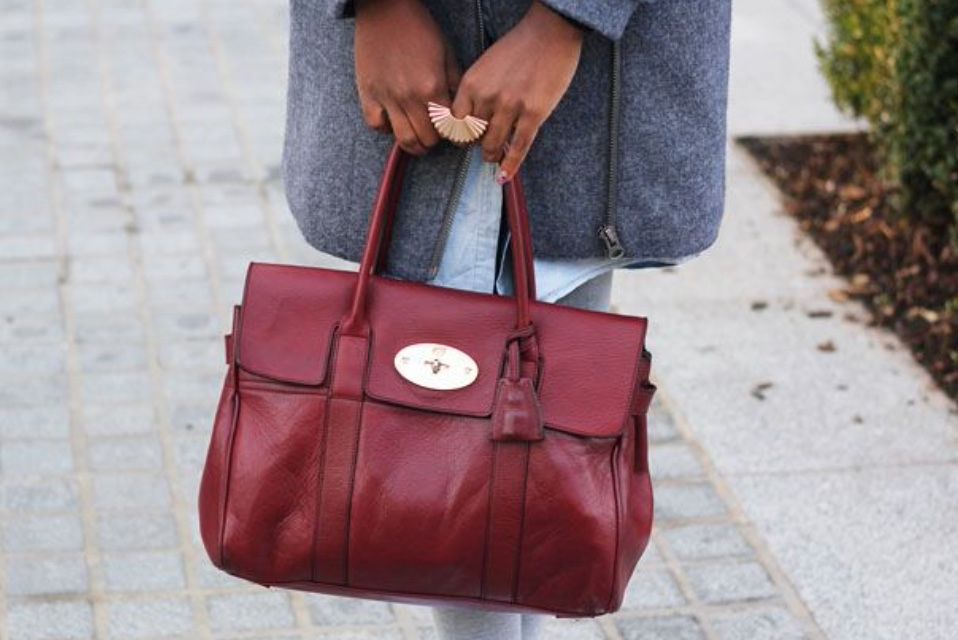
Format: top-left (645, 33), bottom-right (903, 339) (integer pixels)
top-left (0, 1), bottom-right (823, 638)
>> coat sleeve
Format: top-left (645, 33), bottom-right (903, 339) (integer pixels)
top-left (325, 0), bottom-right (640, 40)
top-left (326, 0), bottom-right (356, 19)
top-left (538, 0), bottom-right (641, 41)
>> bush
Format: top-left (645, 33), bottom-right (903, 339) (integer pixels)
top-left (816, 0), bottom-right (901, 123)
top-left (817, 0), bottom-right (958, 239)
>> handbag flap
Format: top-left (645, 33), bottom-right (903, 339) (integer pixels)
top-left (236, 263), bottom-right (648, 438)
top-left (235, 264), bottom-right (354, 386)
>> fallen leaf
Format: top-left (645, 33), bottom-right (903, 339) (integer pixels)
top-left (852, 273), bottom-right (870, 286)
top-left (751, 381), bottom-right (774, 401)
top-left (906, 307), bottom-right (940, 323)
top-left (828, 289), bottom-right (849, 303)
top-left (896, 264), bottom-right (921, 279)
top-left (849, 206), bottom-right (873, 224)
top-left (840, 184), bottom-right (868, 200)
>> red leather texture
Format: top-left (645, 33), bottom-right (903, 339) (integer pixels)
top-left (198, 143), bottom-right (656, 617)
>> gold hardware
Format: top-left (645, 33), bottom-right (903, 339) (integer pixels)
top-left (394, 343), bottom-right (479, 390)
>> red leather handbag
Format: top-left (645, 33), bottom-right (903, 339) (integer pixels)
top-left (198, 143), bottom-right (656, 617)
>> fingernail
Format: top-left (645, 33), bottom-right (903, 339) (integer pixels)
top-left (495, 169), bottom-right (509, 185)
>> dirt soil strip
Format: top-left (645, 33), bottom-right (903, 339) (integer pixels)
top-left (739, 134), bottom-right (958, 401)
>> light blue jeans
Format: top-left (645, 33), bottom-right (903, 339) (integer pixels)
top-left (427, 145), bottom-right (618, 307)
top-left (423, 147), bottom-right (612, 639)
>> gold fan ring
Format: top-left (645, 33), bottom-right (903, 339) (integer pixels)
top-left (427, 101), bottom-right (488, 144)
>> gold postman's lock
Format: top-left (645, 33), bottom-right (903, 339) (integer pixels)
top-left (393, 343), bottom-right (478, 391)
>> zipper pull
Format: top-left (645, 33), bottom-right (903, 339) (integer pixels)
top-left (598, 224), bottom-right (626, 259)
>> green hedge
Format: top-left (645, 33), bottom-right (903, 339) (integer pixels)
top-left (817, 0), bottom-right (958, 238)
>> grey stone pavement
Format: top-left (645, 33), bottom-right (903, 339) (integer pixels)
top-left (0, 1), bottom-right (953, 640)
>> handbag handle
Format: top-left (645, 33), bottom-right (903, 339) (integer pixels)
top-left (372, 151), bottom-right (537, 304)
top-left (342, 142), bottom-right (538, 336)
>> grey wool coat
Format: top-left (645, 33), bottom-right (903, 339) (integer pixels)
top-left (283, 0), bottom-right (732, 282)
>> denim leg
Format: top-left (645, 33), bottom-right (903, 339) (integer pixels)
top-left (431, 606), bottom-right (522, 640)
top-left (520, 612), bottom-right (546, 640)
top-left (553, 270), bottom-right (614, 312)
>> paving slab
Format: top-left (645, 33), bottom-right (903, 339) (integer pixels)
top-left (732, 466), bottom-right (958, 640)
top-left (709, 606), bottom-right (807, 640)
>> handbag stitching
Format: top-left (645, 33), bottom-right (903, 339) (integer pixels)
top-left (216, 303), bottom-right (247, 570)
top-left (257, 577), bottom-right (601, 618)
top-left (217, 360), bottom-right (242, 571)
top-left (479, 437), bottom-right (500, 600)
top-left (334, 396), bottom-right (625, 441)
top-left (234, 384), bottom-right (325, 395)
top-left (510, 442), bottom-right (533, 603)
top-left (311, 324), bottom-right (342, 581)
top-left (604, 439), bottom-right (624, 613)
top-left (341, 386), bottom-right (369, 585)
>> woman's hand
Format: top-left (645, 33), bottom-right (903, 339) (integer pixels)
top-left (451, 1), bottom-right (584, 183)
top-left (354, 0), bottom-right (461, 155)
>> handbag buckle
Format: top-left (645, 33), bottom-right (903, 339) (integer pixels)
top-left (394, 343), bottom-right (479, 391)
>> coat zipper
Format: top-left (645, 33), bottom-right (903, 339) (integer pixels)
top-left (426, 149), bottom-right (473, 278)
top-left (427, 0), bottom-right (487, 279)
top-left (430, 4), bottom-right (626, 274)
top-left (598, 39), bottom-right (625, 259)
